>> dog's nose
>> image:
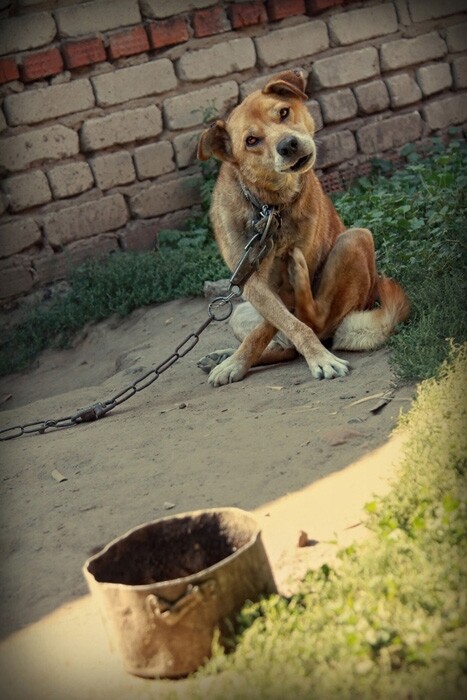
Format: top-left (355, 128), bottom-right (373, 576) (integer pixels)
top-left (277, 136), bottom-right (299, 158)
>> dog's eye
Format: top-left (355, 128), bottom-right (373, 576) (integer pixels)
top-left (246, 135), bottom-right (260, 147)
top-left (279, 107), bottom-right (290, 121)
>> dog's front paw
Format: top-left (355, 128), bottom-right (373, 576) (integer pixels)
top-left (197, 349), bottom-right (236, 374)
top-left (306, 349), bottom-right (350, 380)
top-left (208, 356), bottom-right (248, 387)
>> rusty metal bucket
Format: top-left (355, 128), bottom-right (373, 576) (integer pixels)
top-left (83, 507), bottom-right (276, 678)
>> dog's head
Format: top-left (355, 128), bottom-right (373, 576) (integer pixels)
top-left (198, 70), bottom-right (316, 187)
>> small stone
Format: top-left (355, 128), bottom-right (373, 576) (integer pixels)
top-left (203, 279), bottom-right (232, 299)
top-left (298, 530), bottom-right (309, 547)
top-left (163, 501), bottom-right (175, 510)
top-left (323, 427), bottom-right (366, 446)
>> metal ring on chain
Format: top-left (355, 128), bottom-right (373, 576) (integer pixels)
top-left (208, 296), bottom-right (234, 322)
top-left (207, 284), bottom-right (242, 322)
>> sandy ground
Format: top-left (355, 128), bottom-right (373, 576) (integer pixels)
top-left (0, 295), bottom-right (415, 695)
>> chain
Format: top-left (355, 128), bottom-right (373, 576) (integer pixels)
top-left (0, 210), bottom-right (278, 442)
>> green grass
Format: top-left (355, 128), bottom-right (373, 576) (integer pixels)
top-left (0, 140), bottom-right (465, 379)
top-left (334, 137), bottom-right (467, 380)
top-left (173, 342), bottom-right (467, 700)
top-left (0, 245), bottom-right (229, 376)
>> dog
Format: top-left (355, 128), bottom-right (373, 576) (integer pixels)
top-left (196, 69), bottom-right (409, 386)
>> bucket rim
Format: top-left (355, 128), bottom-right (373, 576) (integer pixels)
top-left (82, 506), bottom-right (262, 591)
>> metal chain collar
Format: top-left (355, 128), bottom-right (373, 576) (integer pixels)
top-left (0, 208), bottom-right (279, 442)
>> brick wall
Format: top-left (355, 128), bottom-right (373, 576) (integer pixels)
top-left (0, 0), bottom-right (466, 306)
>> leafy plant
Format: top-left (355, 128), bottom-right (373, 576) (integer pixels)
top-left (334, 138), bottom-right (467, 380)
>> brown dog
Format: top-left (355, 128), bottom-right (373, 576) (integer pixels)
top-left (197, 69), bottom-right (409, 386)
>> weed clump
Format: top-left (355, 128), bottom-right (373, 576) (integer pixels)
top-left (188, 344), bottom-right (467, 700)
top-left (335, 138), bottom-right (467, 380)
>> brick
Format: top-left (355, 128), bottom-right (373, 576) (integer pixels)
top-left (328, 4), bottom-right (397, 45)
top-left (0, 59), bottom-right (19, 84)
top-left (134, 141), bottom-right (175, 178)
top-left (130, 175), bottom-right (202, 217)
top-left (385, 73), bottom-right (422, 108)
top-left (34, 235), bottom-right (119, 285)
top-left (140, 0), bottom-right (214, 18)
top-left (108, 27), bottom-right (150, 60)
top-left (0, 125), bottom-right (79, 172)
top-left (55, 0), bottom-right (141, 38)
top-left (0, 218), bottom-right (41, 258)
top-left (173, 130), bottom-right (202, 168)
top-left (47, 162), bottom-right (94, 199)
top-left (90, 152), bottom-right (135, 190)
top-left (357, 111), bottom-right (422, 153)
top-left (147, 17), bottom-right (190, 49)
top-left (81, 105), bottom-right (162, 151)
top-left (318, 88), bottom-right (358, 124)
top-left (319, 170), bottom-right (344, 195)
top-left (67, 235), bottom-right (118, 264)
top-left (306, 0), bottom-right (343, 12)
top-left (32, 251), bottom-right (67, 285)
top-left (230, 1), bottom-right (268, 29)
top-left (316, 130), bottom-right (357, 168)
top-left (416, 63), bottom-right (452, 96)
top-left (353, 80), bottom-right (389, 114)
top-left (393, 0), bottom-right (410, 25)
top-left (177, 38), bottom-right (255, 82)
top-left (2, 170), bottom-right (51, 212)
top-left (43, 194), bottom-right (129, 247)
top-left (4, 79), bottom-right (94, 126)
top-left (452, 56), bottom-right (467, 89)
top-left (62, 38), bottom-right (106, 69)
top-left (164, 81), bottom-right (238, 130)
top-left (380, 32), bottom-right (446, 71)
top-left (306, 99), bottom-right (323, 131)
top-left (267, 0), bottom-right (305, 21)
top-left (0, 13), bottom-right (56, 55)
top-left (193, 6), bottom-right (230, 37)
top-left (422, 94), bottom-right (467, 130)
top-left (255, 20), bottom-right (328, 67)
top-left (408, 0), bottom-right (467, 22)
top-left (240, 73), bottom-right (274, 98)
top-left (0, 259), bottom-right (34, 299)
top-left (50, 71), bottom-right (72, 85)
top-left (91, 59), bottom-right (176, 107)
top-left (120, 210), bottom-right (197, 250)
top-left (119, 219), bottom-right (159, 251)
top-left (20, 48), bottom-right (63, 82)
top-left (312, 47), bottom-right (379, 89)
top-left (446, 23), bottom-right (467, 53)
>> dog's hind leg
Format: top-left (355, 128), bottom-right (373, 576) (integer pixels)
top-left (288, 232), bottom-right (408, 350)
top-left (233, 304), bottom-right (297, 365)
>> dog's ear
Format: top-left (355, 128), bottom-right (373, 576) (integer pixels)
top-left (263, 69), bottom-right (308, 101)
top-left (197, 120), bottom-right (235, 162)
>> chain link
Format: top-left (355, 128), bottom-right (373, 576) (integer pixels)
top-left (0, 209), bottom-right (278, 441)
top-left (0, 315), bottom-right (215, 441)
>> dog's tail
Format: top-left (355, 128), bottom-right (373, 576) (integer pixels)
top-left (332, 276), bottom-right (410, 351)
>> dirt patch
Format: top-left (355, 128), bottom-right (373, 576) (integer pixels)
top-left (0, 297), bottom-right (415, 638)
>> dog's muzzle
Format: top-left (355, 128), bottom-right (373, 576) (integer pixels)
top-left (277, 135), bottom-right (315, 172)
